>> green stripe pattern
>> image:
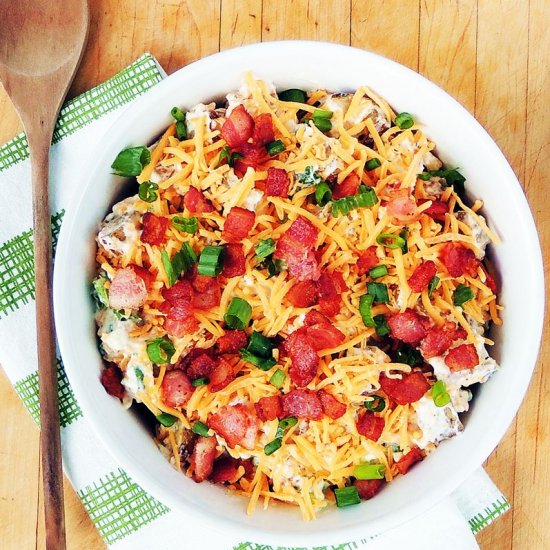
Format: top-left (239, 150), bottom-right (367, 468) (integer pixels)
top-left (468, 496), bottom-right (510, 534)
top-left (14, 357), bottom-right (82, 427)
top-left (0, 210), bottom-right (64, 318)
top-left (233, 544), bottom-right (361, 550)
top-left (78, 468), bottom-right (169, 544)
top-left (0, 53), bottom-right (163, 172)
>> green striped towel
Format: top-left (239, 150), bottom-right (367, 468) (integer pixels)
top-left (0, 54), bottom-right (509, 550)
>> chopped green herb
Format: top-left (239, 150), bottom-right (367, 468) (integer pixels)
top-left (239, 349), bottom-right (277, 371)
top-left (315, 182), bottom-right (332, 206)
top-left (224, 297), bottom-right (252, 330)
top-left (364, 395), bottom-right (386, 413)
top-left (399, 227), bottom-right (409, 253)
top-left (197, 245), bottom-right (224, 277)
top-left (418, 168), bottom-right (466, 196)
top-left (453, 284), bottom-right (474, 307)
top-left (428, 275), bottom-right (440, 297)
top-left (269, 369), bottom-right (286, 389)
top-left (135, 368), bottom-right (144, 383)
top-left (163, 243), bottom-right (197, 286)
top-left (369, 265), bottom-right (388, 279)
top-left (278, 89), bottom-right (308, 103)
top-left (432, 380), bottom-right (451, 407)
top-left (264, 437), bottom-right (282, 455)
top-left (367, 282), bottom-right (389, 304)
top-left (111, 146), bottom-right (151, 177)
top-left (395, 344), bottom-right (422, 367)
top-left (247, 331), bottom-right (276, 358)
top-left (334, 486), bottom-right (361, 508)
top-left (192, 377), bottom-right (209, 387)
top-left (138, 180), bottom-right (159, 203)
top-left (218, 145), bottom-right (243, 167)
top-left (359, 294), bottom-right (375, 327)
top-left (255, 238), bottom-right (276, 261)
top-left (171, 106), bottom-right (185, 121)
top-left (92, 276), bottom-right (109, 309)
top-left (296, 165), bottom-right (322, 187)
top-left (376, 232), bottom-right (406, 249)
top-left (267, 258), bottom-right (285, 278)
top-left (192, 421), bottom-right (210, 437)
top-left (354, 463), bottom-right (386, 480)
top-left (266, 139), bottom-right (285, 156)
top-left (395, 112), bottom-right (414, 130)
top-left (373, 314), bottom-right (390, 337)
top-left (332, 185), bottom-right (378, 216)
top-left (175, 120), bottom-right (188, 140)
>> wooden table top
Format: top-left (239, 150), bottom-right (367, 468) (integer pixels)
top-left (0, 1), bottom-right (547, 548)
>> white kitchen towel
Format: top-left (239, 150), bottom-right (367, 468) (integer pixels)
top-left (0, 53), bottom-right (510, 550)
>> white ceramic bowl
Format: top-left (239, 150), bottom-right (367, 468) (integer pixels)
top-left (53, 41), bottom-right (544, 546)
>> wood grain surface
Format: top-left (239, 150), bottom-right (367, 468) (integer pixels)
top-left (0, 1), bottom-right (547, 548)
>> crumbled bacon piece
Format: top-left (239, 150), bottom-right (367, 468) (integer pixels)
top-left (254, 395), bottom-right (283, 421)
top-left (419, 198), bottom-right (448, 222)
top-left (408, 260), bottom-right (438, 293)
top-left (302, 310), bottom-right (345, 351)
top-left (191, 277), bottom-right (221, 310)
top-left (317, 390), bottom-right (346, 419)
top-left (208, 357), bottom-right (236, 392)
top-left (100, 364), bottom-right (125, 399)
top-left (234, 142), bottom-right (269, 174)
top-left (160, 370), bottom-right (195, 408)
top-left (221, 105), bottom-right (254, 148)
top-left (356, 247), bottom-right (379, 275)
top-left (210, 456), bottom-right (242, 484)
top-left (317, 272), bottom-right (342, 317)
top-left (445, 344), bottom-right (479, 371)
top-left (332, 172), bottom-right (360, 199)
top-left (388, 309), bottom-right (428, 344)
top-left (140, 212), bottom-right (170, 246)
top-left (420, 322), bottom-right (466, 359)
top-left (379, 372), bottom-right (430, 405)
top-left (284, 332), bottom-right (319, 387)
top-left (131, 264), bottom-right (155, 291)
top-left (252, 113), bottom-right (275, 145)
top-left (108, 267), bottom-right (148, 310)
top-left (215, 330), bottom-right (248, 355)
top-left (222, 206), bottom-right (256, 243)
top-left (184, 186), bottom-right (214, 213)
top-left (439, 242), bottom-right (479, 278)
top-left (285, 280), bottom-right (319, 308)
top-left (208, 404), bottom-right (258, 449)
top-left (164, 314), bottom-right (199, 338)
top-left (286, 216), bottom-right (318, 247)
top-left (396, 447), bottom-right (423, 475)
top-left (190, 436), bottom-right (217, 482)
top-left (186, 353), bottom-right (218, 380)
top-left (281, 389), bottom-right (323, 420)
top-left (163, 279), bottom-right (194, 305)
top-left (221, 243), bottom-right (246, 278)
top-left (356, 411), bottom-right (385, 441)
top-left (355, 479), bottom-right (385, 500)
top-left (265, 167), bottom-right (290, 197)
top-left (386, 188), bottom-right (418, 224)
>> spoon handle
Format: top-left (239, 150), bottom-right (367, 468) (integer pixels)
top-left (28, 127), bottom-right (67, 550)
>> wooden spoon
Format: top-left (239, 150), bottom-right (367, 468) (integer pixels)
top-left (0, 2), bottom-right (88, 548)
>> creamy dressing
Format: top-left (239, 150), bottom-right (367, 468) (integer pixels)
top-left (411, 396), bottom-right (463, 449)
top-left (462, 212), bottom-right (491, 259)
top-left (96, 197), bottom-right (141, 257)
top-left (185, 102), bottom-right (216, 138)
top-left (242, 188), bottom-right (264, 212)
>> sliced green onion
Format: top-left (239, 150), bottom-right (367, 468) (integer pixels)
top-left (418, 168), bottom-right (466, 196)
top-left (313, 108), bottom-right (333, 119)
top-left (264, 437), bottom-right (282, 455)
top-left (247, 330), bottom-right (276, 358)
top-left (255, 238), bottom-right (276, 261)
top-left (453, 284), bottom-right (474, 307)
top-left (367, 282), bottom-right (389, 304)
top-left (170, 243), bottom-right (197, 284)
top-left (395, 344), bottom-right (422, 367)
top-left (198, 245), bottom-right (225, 277)
top-left (267, 258), bottom-right (285, 278)
top-left (315, 182), bottom-right (333, 206)
top-left (399, 228), bottom-right (409, 253)
top-left (239, 349), bottom-right (277, 371)
top-left (395, 112), bottom-right (414, 130)
top-left (369, 265), bottom-right (388, 279)
top-left (138, 180), bottom-right (159, 203)
top-left (171, 106), bottom-right (185, 121)
top-left (277, 416), bottom-right (298, 434)
top-left (135, 368), bottom-right (144, 383)
top-left (217, 145), bottom-right (243, 168)
top-left (278, 89), bottom-right (308, 103)
top-left (224, 297), bottom-right (252, 330)
top-left (157, 413), bottom-right (178, 427)
top-left (365, 158), bottom-right (382, 171)
top-left (192, 421), bottom-right (210, 437)
top-left (373, 314), bottom-right (390, 337)
top-left (332, 186), bottom-right (378, 216)
top-left (428, 275), bottom-right (440, 297)
top-left (359, 294), bottom-right (375, 327)
top-left (175, 120), bottom-right (188, 140)
top-left (146, 337), bottom-right (175, 364)
top-left (432, 380), bottom-right (451, 407)
top-left (172, 215), bottom-right (198, 234)
top-left (269, 369), bottom-right (286, 389)
top-left (92, 276), bottom-right (109, 309)
top-left (334, 486), bottom-right (361, 508)
top-left (364, 395), bottom-right (386, 413)
top-left (161, 250), bottom-right (175, 286)
top-left (354, 463), bottom-right (386, 480)
top-left (192, 377), bottom-right (209, 387)
top-left (312, 116), bottom-right (332, 132)
top-left (376, 232), bottom-right (406, 249)
top-left (111, 146), bottom-right (151, 177)
top-left (266, 139), bottom-right (285, 156)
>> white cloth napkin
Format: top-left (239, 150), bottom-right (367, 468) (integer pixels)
top-left (0, 54), bottom-right (510, 550)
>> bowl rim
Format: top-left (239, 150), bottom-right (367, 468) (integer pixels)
top-left (53, 40), bottom-right (545, 546)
